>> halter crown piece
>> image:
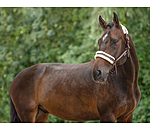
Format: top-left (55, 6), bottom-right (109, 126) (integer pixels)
top-left (94, 23), bottom-right (130, 75)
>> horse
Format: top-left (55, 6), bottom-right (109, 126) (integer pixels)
top-left (9, 12), bottom-right (141, 123)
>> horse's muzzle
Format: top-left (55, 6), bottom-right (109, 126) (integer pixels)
top-left (92, 68), bottom-right (108, 82)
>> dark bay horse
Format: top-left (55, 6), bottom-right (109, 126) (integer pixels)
top-left (9, 12), bottom-right (141, 123)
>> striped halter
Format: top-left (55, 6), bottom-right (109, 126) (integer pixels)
top-left (94, 24), bottom-right (130, 75)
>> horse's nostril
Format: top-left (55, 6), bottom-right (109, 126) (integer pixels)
top-left (97, 69), bottom-right (102, 78)
top-left (93, 69), bottom-right (104, 82)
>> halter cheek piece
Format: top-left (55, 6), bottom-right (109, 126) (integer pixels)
top-left (94, 24), bottom-right (130, 75)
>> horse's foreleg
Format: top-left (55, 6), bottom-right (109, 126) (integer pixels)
top-left (100, 113), bottom-right (116, 123)
top-left (117, 113), bottom-right (133, 123)
top-left (127, 113), bottom-right (133, 123)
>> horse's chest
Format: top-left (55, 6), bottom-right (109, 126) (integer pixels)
top-left (96, 85), bottom-right (135, 118)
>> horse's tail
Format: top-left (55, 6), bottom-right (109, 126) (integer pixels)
top-left (10, 97), bottom-right (21, 123)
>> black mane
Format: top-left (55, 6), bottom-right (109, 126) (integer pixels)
top-left (106, 22), bottom-right (114, 29)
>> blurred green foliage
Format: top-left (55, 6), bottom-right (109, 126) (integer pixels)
top-left (0, 7), bottom-right (150, 123)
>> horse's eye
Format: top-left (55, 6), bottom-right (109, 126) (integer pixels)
top-left (111, 39), bottom-right (117, 45)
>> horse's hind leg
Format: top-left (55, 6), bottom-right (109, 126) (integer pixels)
top-left (12, 96), bottom-right (38, 123)
top-left (15, 103), bottom-right (50, 123)
top-left (35, 105), bottom-right (50, 123)
top-left (16, 105), bottom-right (38, 123)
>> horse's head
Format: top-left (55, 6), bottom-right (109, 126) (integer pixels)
top-left (92, 12), bottom-right (130, 83)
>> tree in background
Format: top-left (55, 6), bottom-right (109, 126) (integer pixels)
top-left (0, 7), bottom-right (150, 123)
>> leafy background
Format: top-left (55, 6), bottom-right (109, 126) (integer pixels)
top-left (0, 7), bottom-right (150, 123)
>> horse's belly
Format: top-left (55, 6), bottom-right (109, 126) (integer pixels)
top-left (40, 93), bottom-right (99, 121)
top-left (49, 105), bottom-right (100, 121)
top-left (50, 108), bottom-right (100, 121)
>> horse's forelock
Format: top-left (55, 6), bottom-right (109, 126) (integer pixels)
top-left (106, 22), bottom-right (115, 29)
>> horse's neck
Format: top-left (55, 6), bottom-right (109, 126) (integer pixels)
top-left (120, 35), bottom-right (139, 84)
top-left (119, 36), bottom-right (141, 105)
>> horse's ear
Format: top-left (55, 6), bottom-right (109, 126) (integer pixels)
top-left (99, 16), bottom-right (107, 29)
top-left (113, 12), bottom-right (119, 27)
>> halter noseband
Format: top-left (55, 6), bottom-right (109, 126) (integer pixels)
top-left (94, 24), bottom-right (130, 75)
